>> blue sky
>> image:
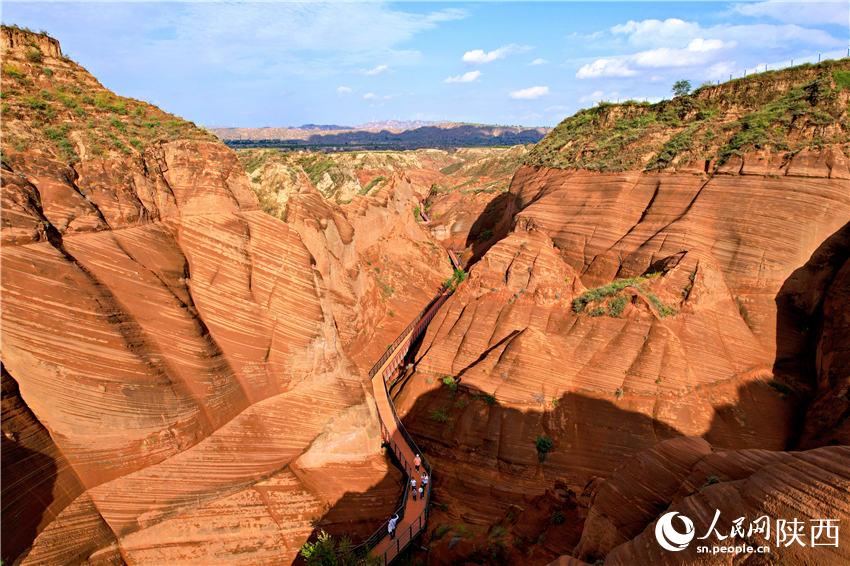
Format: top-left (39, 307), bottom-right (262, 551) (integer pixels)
top-left (4, 1), bottom-right (848, 127)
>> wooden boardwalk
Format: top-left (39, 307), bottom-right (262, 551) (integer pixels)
top-left (356, 247), bottom-right (460, 564)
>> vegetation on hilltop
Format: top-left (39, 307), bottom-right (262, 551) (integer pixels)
top-left (1, 25), bottom-right (215, 163)
top-left (237, 145), bottom-right (528, 220)
top-left (526, 59), bottom-right (850, 172)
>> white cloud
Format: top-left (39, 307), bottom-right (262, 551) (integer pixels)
top-left (444, 70), bottom-right (481, 83)
top-left (577, 14), bottom-right (843, 83)
top-left (576, 58), bottom-right (637, 78)
top-left (706, 61), bottom-right (736, 79)
top-left (365, 64), bottom-right (389, 75)
top-left (609, 17), bottom-right (840, 50)
top-left (579, 90), bottom-right (619, 103)
top-left (509, 85), bottom-right (550, 100)
top-left (687, 38), bottom-right (729, 52)
top-left (337, 85), bottom-right (352, 94)
top-left (462, 44), bottom-right (530, 64)
top-left (363, 92), bottom-right (390, 101)
top-left (530, 58), bottom-right (548, 66)
top-left (578, 34), bottom-right (734, 77)
top-left (611, 18), bottom-right (702, 46)
top-left (732, 1), bottom-right (849, 26)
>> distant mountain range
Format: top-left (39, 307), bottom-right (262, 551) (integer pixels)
top-left (211, 121), bottom-right (550, 150)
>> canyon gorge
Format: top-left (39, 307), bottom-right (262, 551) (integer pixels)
top-left (2, 26), bottom-right (849, 566)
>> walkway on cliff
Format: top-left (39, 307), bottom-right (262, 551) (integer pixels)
top-left (356, 249), bottom-right (461, 565)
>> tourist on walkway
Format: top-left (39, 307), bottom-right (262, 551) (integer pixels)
top-left (418, 484), bottom-right (424, 499)
top-left (414, 453), bottom-right (422, 471)
top-left (388, 514), bottom-right (398, 539)
top-left (421, 472), bottom-right (429, 490)
top-left (410, 477), bottom-right (417, 500)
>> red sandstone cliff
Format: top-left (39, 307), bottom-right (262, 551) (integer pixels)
top-left (0, 27), bottom-right (447, 565)
top-left (393, 61), bottom-right (850, 564)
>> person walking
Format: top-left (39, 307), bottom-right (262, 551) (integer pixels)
top-left (418, 484), bottom-right (424, 500)
top-left (421, 472), bottom-right (429, 491)
top-left (388, 514), bottom-right (398, 539)
top-left (410, 477), bottom-right (417, 500)
top-left (414, 453), bottom-right (422, 471)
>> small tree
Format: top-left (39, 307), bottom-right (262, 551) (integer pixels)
top-left (299, 530), bottom-right (380, 566)
top-left (672, 79), bottom-right (691, 97)
top-left (535, 435), bottom-right (554, 462)
top-left (444, 268), bottom-right (468, 290)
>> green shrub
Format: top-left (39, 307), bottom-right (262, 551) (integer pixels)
top-left (614, 387), bottom-right (625, 400)
top-left (360, 175), bottom-right (385, 195)
top-left (43, 124), bottom-right (68, 141)
top-left (646, 293), bottom-right (677, 317)
top-left (441, 375), bottom-right (458, 392)
top-left (3, 64), bottom-right (24, 79)
top-left (834, 70), bottom-right (850, 90)
top-left (535, 435), bottom-right (554, 462)
top-left (299, 530), bottom-right (376, 566)
top-left (24, 95), bottom-right (48, 111)
top-left (298, 155), bottom-right (336, 185)
top-left (377, 279), bottom-right (394, 298)
top-left (573, 275), bottom-right (651, 313)
top-left (608, 296), bottom-right (628, 317)
top-left (429, 407), bottom-right (450, 422)
top-left (440, 161), bottom-right (463, 175)
top-left (444, 268), bottom-right (468, 290)
top-left (26, 48), bottom-right (43, 63)
top-left (474, 392), bottom-right (496, 405)
top-left (110, 117), bottom-right (126, 132)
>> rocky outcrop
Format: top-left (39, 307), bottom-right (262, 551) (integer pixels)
top-left (572, 439), bottom-right (850, 565)
top-left (397, 145), bottom-right (850, 564)
top-left (0, 28), bottom-right (408, 565)
top-left (1, 26), bottom-right (62, 58)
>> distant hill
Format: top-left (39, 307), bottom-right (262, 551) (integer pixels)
top-left (211, 122), bottom-right (550, 150)
top-left (527, 58), bottom-right (850, 172)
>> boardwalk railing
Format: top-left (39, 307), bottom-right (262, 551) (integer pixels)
top-left (353, 285), bottom-right (453, 564)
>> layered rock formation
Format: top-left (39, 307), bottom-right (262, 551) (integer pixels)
top-left (391, 60), bottom-right (850, 564)
top-left (574, 438), bottom-right (850, 565)
top-left (238, 145), bottom-right (526, 258)
top-left (0, 26), bottom-right (444, 565)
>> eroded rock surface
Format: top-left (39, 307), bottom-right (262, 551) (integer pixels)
top-left (0, 27), bottom-right (434, 565)
top-left (398, 146), bottom-right (849, 563)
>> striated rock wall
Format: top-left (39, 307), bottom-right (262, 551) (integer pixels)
top-left (573, 439), bottom-right (850, 565)
top-left (0, 28), bottom-right (408, 565)
top-left (398, 147), bottom-right (850, 564)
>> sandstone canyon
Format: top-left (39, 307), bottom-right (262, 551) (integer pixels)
top-left (2, 25), bottom-right (850, 566)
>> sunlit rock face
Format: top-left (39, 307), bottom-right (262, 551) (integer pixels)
top-left (1, 27), bottom-right (437, 565)
top-left (398, 146), bottom-right (850, 563)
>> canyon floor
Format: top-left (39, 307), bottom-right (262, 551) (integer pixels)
top-left (2, 25), bottom-right (849, 566)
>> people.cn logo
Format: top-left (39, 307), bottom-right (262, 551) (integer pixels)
top-left (655, 512), bottom-right (696, 552)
